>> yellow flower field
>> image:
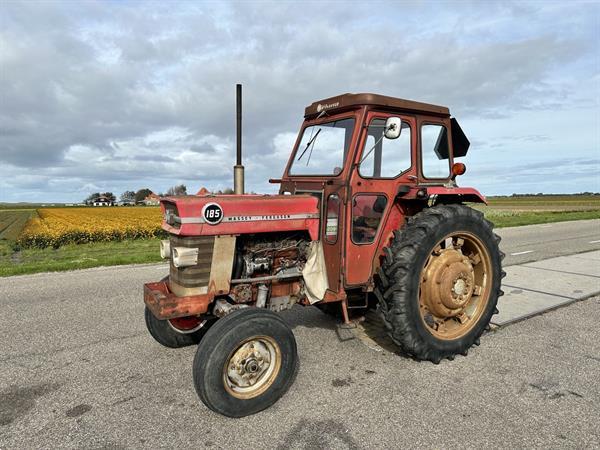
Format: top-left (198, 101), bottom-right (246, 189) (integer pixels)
top-left (17, 207), bottom-right (164, 248)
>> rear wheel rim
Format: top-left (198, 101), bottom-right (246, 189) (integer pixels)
top-left (223, 336), bottom-right (281, 400)
top-left (419, 231), bottom-right (492, 340)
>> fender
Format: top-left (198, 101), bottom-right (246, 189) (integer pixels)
top-left (427, 186), bottom-right (487, 204)
top-left (397, 186), bottom-right (487, 204)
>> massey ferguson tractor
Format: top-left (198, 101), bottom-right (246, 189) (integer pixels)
top-left (143, 86), bottom-right (504, 417)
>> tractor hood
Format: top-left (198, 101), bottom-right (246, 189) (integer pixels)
top-left (161, 194), bottom-right (321, 240)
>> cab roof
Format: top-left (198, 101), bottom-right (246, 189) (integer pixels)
top-left (305, 93), bottom-right (450, 118)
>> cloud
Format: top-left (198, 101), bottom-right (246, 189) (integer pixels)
top-left (0, 1), bottom-right (598, 202)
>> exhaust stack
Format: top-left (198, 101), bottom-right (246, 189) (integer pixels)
top-left (234, 83), bottom-right (245, 194)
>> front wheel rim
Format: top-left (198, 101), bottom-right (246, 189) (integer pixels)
top-left (167, 317), bottom-right (207, 334)
top-left (223, 336), bottom-right (281, 399)
top-left (419, 231), bottom-right (493, 340)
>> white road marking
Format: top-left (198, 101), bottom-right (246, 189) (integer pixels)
top-left (510, 250), bottom-right (534, 256)
top-left (589, 240), bottom-right (600, 244)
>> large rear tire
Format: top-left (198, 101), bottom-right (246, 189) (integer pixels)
top-left (375, 204), bottom-right (505, 363)
top-left (192, 308), bottom-right (297, 417)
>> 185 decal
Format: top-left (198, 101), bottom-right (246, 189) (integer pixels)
top-left (201, 203), bottom-right (223, 225)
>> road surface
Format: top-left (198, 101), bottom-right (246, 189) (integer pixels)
top-left (1, 219), bottom-right (599, 449)
top-left (496, 219), bottom-right (600, 266)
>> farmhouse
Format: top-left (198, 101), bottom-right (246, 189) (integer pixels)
top-left (93, 196), bottom-right (114, 207)
top-left (142, 193), bottom-right (160, 206)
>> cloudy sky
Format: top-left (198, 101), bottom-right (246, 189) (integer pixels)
top-left (1, 0), bottom-right (598, 202)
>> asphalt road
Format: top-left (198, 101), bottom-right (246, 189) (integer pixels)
top-left (1, 220), bottom-right (599, 449)
top-left (496, 219), bottom-right (600, 266)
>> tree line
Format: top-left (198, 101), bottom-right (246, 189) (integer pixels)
top-left (508, 192), bottom-right (599, 197)
top-left (84, 184), bottom-right (188, 204)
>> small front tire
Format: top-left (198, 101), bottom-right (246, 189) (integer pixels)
top-left (192, 308), bottom-right (298, 417)
top-left (144, 307), bottom-right (212, 348)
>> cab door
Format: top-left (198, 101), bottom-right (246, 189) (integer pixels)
top-left (344, 111), bottom-right (417, 286)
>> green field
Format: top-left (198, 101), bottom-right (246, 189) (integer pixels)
top-left (0, 239), bottom-right (163, 277)
top-left (486, 195), bottom-right (600, 211)
top-left (480, 195), bottom-right (600, 228)
top-left (0, 210), bottom-right (35, 241)
top-left (0, 195), bottom-right (598, 276)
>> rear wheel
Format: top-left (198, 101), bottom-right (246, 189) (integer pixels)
top-left (144, 306), bottom-right (213, 348)
top-left (376, 204), bottom-right (505, 363)
top-left (192, 308), bottom-right (297, 417)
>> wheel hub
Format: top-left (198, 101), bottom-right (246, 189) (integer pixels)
top-left (453, 278), bottom-right (466, 295)
top-left (224, 337), bottom-right (280, 399)
top-left (421, 248), bottom-right (475, 318)
top-left (244, 358), bottom-right (260, 373)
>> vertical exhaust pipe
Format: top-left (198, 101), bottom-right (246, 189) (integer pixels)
top-left (234, 83), bottom-right (245, 194)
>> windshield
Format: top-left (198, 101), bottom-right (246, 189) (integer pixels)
top-left (289, 118), bottom-right (355, 176)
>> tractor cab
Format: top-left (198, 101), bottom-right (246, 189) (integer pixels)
top-left (275, 93), bottom-right (480, 291)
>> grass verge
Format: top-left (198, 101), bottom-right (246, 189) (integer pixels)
top-left (478, 209), bottom-right (600, 228)
top-left (0, 238), bottom-right (164, 277)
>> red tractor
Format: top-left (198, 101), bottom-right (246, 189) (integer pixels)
top-left (143, 87), bottom-right (504, 417)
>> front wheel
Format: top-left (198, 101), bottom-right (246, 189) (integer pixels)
top-left (376, 204), bottom-right (505, 363)
top-left (192, 308), bottom-right (298, 417)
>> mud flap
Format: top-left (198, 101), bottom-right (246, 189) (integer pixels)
top-left (302, 241), bottom-right (329, 304)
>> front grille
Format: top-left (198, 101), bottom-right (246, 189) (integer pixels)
top-left (169, 235), bottom-right (215, 288)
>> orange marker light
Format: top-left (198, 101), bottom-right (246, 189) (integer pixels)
top-left (452, 162), bottom-right (466, 178)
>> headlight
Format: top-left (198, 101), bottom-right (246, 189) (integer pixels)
top-left (160, 240), bottom-right (171, 259)
top-left (172, 247), bottom-right (199, 268)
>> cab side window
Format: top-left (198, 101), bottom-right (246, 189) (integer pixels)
top-left (352, 194), bottom-right (387, 244)
top-left (359, 119), bottom-right (411, 178)
top-left (421, 124), bottom-right (450, 178)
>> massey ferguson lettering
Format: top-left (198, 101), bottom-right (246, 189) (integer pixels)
top-left (226, 214), bottom-right (293, 222)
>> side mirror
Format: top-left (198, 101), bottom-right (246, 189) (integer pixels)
top-left (384, 117), bottom-right (402, 139)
